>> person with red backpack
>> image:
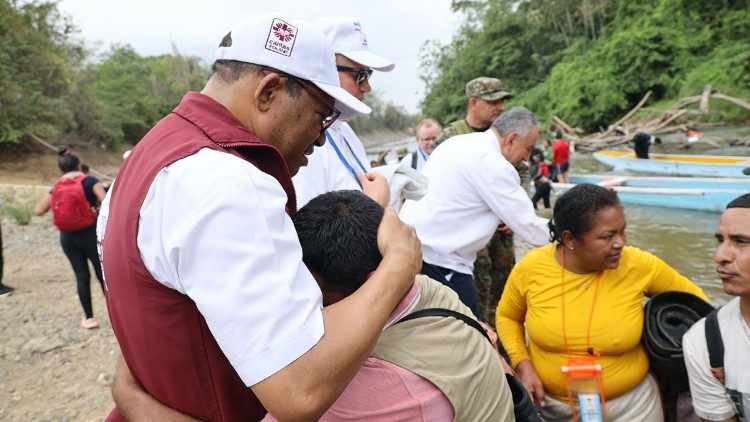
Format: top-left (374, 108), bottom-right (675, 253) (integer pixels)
top-left (35, 148), bottom-right (106, 329)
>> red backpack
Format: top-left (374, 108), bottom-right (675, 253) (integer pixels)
top-left (51, 174), bottom-right (96, 231)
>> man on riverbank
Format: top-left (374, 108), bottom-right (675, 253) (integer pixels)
top-left (683, 193), bottom-right (750, 422)
top-left (97, 14), bottom-right (421, 421)
top-left (400, 107), bottom-right (549, 317)
top-left (401, 118), bottom-right (441, 171)
top-left (551, 134), bottom-right (570, 182)
top-left (436, 77), bottom-right (526, 328)
top-left (293, 17), bottom-right (395, 207)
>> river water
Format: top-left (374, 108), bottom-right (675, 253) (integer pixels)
top-left (366, 125), bottom-right (750, 306)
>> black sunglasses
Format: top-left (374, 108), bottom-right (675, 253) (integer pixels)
top-left (336, 65), bottom-right (373, 85)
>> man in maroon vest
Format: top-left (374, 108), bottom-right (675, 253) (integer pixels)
top-left (97, 13), bottom-right (421, 421)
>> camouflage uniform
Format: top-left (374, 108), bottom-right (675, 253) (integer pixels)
top-left (437, 77), bottom-right (523, 329)
top-left (436, 119), bottom-right (470, 145)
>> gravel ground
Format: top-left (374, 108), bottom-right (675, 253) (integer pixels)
top-left (1, 186), bottom-right (118, 420)
top-left (0, 146), bottom-right (144, 420)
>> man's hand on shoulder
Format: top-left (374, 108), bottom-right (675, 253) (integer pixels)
top-left (358, 172), bottom-right (389, 208)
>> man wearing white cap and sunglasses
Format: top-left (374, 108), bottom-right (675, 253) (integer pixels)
top-left (98, 13), bottom-right (420, 421)
top-left (293, 17), bottom-right (396, 207)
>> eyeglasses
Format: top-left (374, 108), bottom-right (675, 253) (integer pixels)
top-left (261, 68), bottom-right (341, 132)
top-left (336, 65), bottom-right (373, 85)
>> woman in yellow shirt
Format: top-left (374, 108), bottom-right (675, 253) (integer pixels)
top-left (497, 184), bottom-right (707, 421)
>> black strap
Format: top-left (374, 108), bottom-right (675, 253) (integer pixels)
top-left (395, 307), bottom-right (491, 343)
top-left (410, 150), bottom-right (418, 170)
top-left (395, 307), bottom-right (544, 421)
top-left (705, 309), bottom-right (725, 377)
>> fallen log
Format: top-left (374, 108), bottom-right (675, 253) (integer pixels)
top-left (560, 87), bottom-right (749, 152)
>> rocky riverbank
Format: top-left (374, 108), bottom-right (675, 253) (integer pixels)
top-left (0, 213), bottom-right (117, 420)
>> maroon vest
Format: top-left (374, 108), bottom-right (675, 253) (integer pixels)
top-left (102, 92), bottom-right (296, 421)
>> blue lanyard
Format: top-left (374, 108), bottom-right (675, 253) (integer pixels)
top-left (418, 148), bottom-right (428, 162)
top-left (325, 130), bottom-right (367, 187)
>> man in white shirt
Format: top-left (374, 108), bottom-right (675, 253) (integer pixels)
top-left (399, 107), bottom-right (549, 317)
top-left (98, 14), bottom-right (421, 421)
top-left (293, 17), bottom-right (395, 207)
top-left (683, 193), bottom-right (750, 422)
top-left (400, 118), bottom-right (441, 171)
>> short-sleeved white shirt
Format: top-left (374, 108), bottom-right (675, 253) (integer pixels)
top-left (398, 130), bottom-right (550, 275)
top-left (293, 120), bottom-right (370, 208)
top-left (683, 297), bottom-right (750, 421)
top-left (97, 148), bottom-right (325, 387)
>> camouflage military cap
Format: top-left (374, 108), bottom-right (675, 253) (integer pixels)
top-left (465, 77), bottom-right (512, 101)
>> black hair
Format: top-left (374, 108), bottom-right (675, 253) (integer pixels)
top-left (548, 184), bottom-right (621, 242)
top-left (632, 132), bottom-right (651, 144)
top-left (293, 190), bottom-right (384, 296)
top-left (727, 193), bottom-right (750, 209)
top-left (210, 59), bottom-right (302, 98)
top-left (57, 147), bottom-right (80, 173)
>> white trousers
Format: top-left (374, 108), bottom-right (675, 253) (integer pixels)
top-left (543, 373), bottom-right (664, 422)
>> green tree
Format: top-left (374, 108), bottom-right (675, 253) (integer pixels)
top-left (0, 0), bottom-right (83, 144)
top-left (422, 0), bottom-right (750, 131)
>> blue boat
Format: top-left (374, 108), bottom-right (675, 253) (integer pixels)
top-left (593, 150), bottom-right (750, 177)
top-left (553, 175), bottom-right (750, 212)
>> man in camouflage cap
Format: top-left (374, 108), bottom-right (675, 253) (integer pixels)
top-left (437, 77), bottom-right (527, 331)
top-left (437, 77), bottom-right (512, 142)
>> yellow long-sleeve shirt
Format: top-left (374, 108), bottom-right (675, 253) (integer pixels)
top-left (497, 244), bottom-right (707, 401)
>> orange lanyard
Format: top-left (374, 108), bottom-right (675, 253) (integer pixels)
top-left (560, 247), bottom-right (603, 357)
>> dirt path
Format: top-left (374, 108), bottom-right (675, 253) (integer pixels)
top-left (1, 148), bottom-right (125, 420)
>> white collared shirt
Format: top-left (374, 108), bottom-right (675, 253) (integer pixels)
top-left (97, 148), bottom-right (325, 387)
top-left (683, 297), bottom-right (750, 421)
top-left (293, 120), bottom-right (371, 208)
top-left (399, 130), bottom-right (550, 274)
top-left (399, 147), bottom-right (429, 172)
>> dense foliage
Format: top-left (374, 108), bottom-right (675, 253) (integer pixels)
top-left (0, 0), bottom-right (414, 149)
top-left (421, 0), bottom-right (750, 132)
top-left (0, 0), bottom-right (210, 147)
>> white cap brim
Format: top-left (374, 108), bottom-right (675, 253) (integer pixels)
top-left (313, 81), bottom-right (372, 121)
top-left (340, 50), bottom-right (395, 72)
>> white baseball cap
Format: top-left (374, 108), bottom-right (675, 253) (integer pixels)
top-left (314, 17), bottom-right (395, 72)
top-left (214, 13), bottom-right (371, 120)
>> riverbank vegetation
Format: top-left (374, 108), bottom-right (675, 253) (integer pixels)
top-left (0, 0), bottom-right (415, 150)
top-left (420, 0), bottom-right (750, 132)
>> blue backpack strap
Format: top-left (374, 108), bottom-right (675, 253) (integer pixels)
top-left (705, 309), bottom-right (726, 385)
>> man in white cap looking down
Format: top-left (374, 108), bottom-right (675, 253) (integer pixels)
top-left (97, 13), bottom-right (421, 421)
top-left (293, 17), bottom-right (396, 207)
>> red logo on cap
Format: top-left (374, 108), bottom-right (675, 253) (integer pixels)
top-left (273, 22), bottom-right (295, 42)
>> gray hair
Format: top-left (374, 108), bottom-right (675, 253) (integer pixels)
top-left (491, 106), bottom-right (540, 141)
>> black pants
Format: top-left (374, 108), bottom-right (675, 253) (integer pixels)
top-left (532, 184), bottom-right (551, 209)
top-left (60, 225), bottom-right (104, 318)
top-left (420, 261), bottom-right (479, 317)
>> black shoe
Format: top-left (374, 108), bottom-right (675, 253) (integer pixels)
top-left (0, 284), bottom-right (15, 297)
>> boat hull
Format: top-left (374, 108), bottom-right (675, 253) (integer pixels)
top-left (553, 175), bottom-right (750, 212)
top-left (593, 150), bottom-right (750, 177)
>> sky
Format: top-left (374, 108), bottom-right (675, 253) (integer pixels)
top-left (57, 0), bottom-right (463, 114)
